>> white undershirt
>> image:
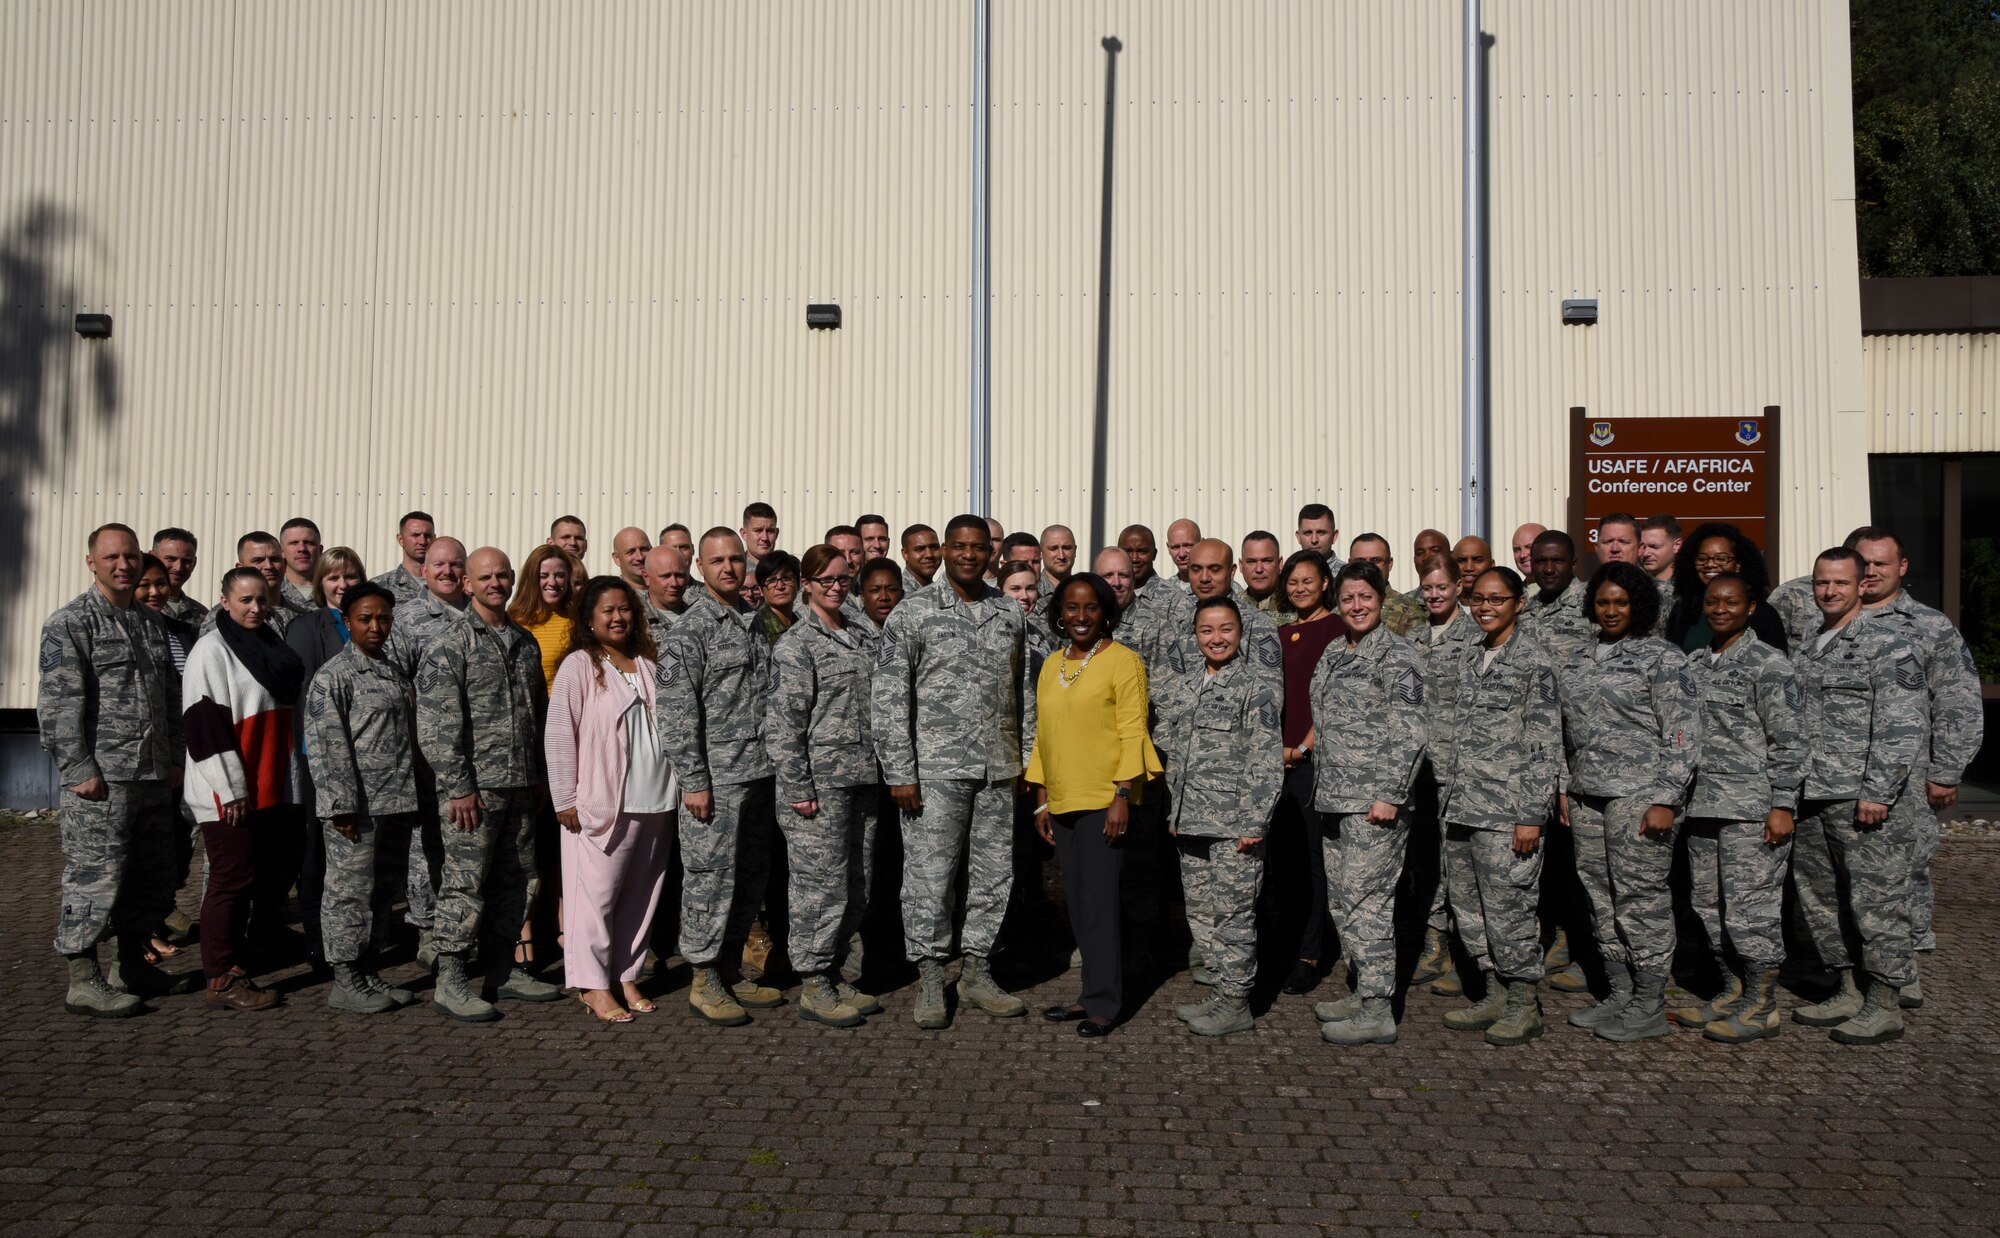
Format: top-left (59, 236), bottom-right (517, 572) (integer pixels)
top-left (618, 668), bottom-right (676, 814)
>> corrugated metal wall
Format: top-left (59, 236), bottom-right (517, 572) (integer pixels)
top-left (0, 0), bottom-right (1865, 708)
top-left (1864, 334), bottom-right (2000, 454)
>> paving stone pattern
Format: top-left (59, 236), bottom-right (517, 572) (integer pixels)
top-left (2, 820), bottom-right (1998, 1236)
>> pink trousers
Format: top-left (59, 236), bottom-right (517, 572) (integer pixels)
top-left (560, 812), bottom-right (671, 990)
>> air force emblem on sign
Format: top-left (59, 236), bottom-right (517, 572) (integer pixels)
top-left (1735, 419), bottom-right (1762, 446)
top-left (1589, 421), bottom-right (1615, 447)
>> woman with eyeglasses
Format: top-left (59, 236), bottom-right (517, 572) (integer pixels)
top-left (764, 545), bottom-right (888, 1029)
top-left (753, 550), bottom-right (803, 646)
top-left (1557, 561), bottom-right (1699, 1043)
top-left (1435, 566), bottom-right (1564, 1047)
top-left (1664, 522), bottom-right (1787, 653)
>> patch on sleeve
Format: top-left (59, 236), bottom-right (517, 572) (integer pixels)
top-left (1894, 653), bottom-right (1925, 691)
top-left (1963, 644), bottom-right (1979, 676)
top-left (416, 660), bottom-right (443, 694)
top-left (1678, 667), bottom-right (1699, 699)
top-left (1537, 669), bottom-right (1560, 706)
top-left (1257, 635), bottom-right (1281, 668)
top-left (1258, 698), bottom-right (1282, 731)
top-left (875, 632), bottom-right (897, 668)
top-left (1783, 675), bottom-right (1803, 711)
top-left (307, 690), bottom-right (329, 719)
top-left (1396, 668), bottom-right (1425, 706)
top-left (39, 631), bottom-right (62, 674)
top-left (658, 649), bottom-right (685, 689)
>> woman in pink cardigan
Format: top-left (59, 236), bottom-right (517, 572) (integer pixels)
top-left (545, 576), bottom-right (677, 1023)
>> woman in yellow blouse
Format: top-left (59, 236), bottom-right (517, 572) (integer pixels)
top-left (509, 545), bottom-right (584, 690)
top-left (1024, 573), bottom-right (1162, 1038)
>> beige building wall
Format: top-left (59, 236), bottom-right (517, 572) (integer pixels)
top-left (1864, 334), bottom-right (2000, 453)
top-left (1, 0), bottom-right (1863, 707)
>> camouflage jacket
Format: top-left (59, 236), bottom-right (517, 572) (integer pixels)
top-left (1793, 617), bottom-right (1928, 804)
top-left (765, 607), bottom-right (880, 803)
top-left (1649, 576), bottom-right (1675, 639)
top-left (304, 642), bottom-right (420, 818)
top-left (391, 589), bottom-right (470, 666)
top-left (1438, 633), bottom-right (1564, 830)
top-left (1156, 656), bottom-right (1284, 838)
top-left (870, 580), bottom-right (1034, 785)
top-left (161, 592), bottom-right (208, 627)
top-left (1154, 586), bottom-right (1285, 712)
top-left (37, 589), bottom-right (183, 784)
top-left (1557, 635), bottom-right (1699, 807)
top-left (281, 578), bottom-right (319, 612)
top-left (1519, 576), bottom-right (1594, 665)
top-left (1380, 589), bottom-right (1426, 639)
top-left (1308, 625), bottom-right (1428, 813)
top-left (656, 588), bottom-right (773, 793)
top-left (414, 609), bottom-right (547, 797)
top-left (1686, 631), bottom-right (1806, 820)
top-left (371, 565), bottom-right (430, 609)
top-left (1766, 576), bottom-right (1819, 653)
top-left (1866, 592), bottom-right (1984, 786)
top-left (1413, 608), bottom-right (1483, 776)
top-left (641, 596), bottom-right (681, 651)
top-left (200, 594), bottom-right (306, 639)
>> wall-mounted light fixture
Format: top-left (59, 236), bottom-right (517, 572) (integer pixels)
top-left (75, 313), bottom-right (113, 339)
top-left (806, 303), bottom-right (841, 330)
top-left (1561, 299), bottom-right (1598, 326)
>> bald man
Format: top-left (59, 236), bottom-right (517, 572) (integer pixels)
top-left (1510, 524), bottom-right (1547, 577)
top-left (1166, 519), bottom-right (1202, 591)
top-left (1451, 537), bottom-right (1494, 593)
top-left (642, 545), bottom-right (692, 647)
top-left (1093, 547), bottom-right (1135, 612)
top-left (1042, 526), bottom-right (1080, 597)
top-left (413, 547), bottom-right (559, 1020)
top-left (1160, 540), bottom-right (1283, 694)
top-left (612, 527), bottom-right (653, 594)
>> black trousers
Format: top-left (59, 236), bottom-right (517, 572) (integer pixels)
top-left (1051, 808), bottom-right (1124, 1022)
top-left (1266, 757), bottom-right (1330, 963)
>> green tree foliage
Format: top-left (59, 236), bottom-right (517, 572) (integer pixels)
top-left (1852, 1), bottom-right (2000, 276)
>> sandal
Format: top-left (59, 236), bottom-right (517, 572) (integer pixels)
top-left (578, 994), bottom-right (634, 1024)
top-left (146, 936), bottom-right (181, 962)
top-left (513, 937), bottom-right (535, 968)
top-left (623, 992), bottom-right (658, 1014)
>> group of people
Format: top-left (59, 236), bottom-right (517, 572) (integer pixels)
top-left (37, 500), bottom-right (1980, 1048)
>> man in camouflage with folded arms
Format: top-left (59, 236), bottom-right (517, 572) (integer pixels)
top-left (1849, 527), bottom-right (1984, 1008)
top-left (39, 523), bottom-right (193, 1017)
top-left (414, 547), bottom-right (561, 1022)
top-left (872, 514), bottom-right (1035, 1030)
top-left (1787, 547), bottom-right (1928, 1046)
top-left (657, 528), bottom-right (784, 1026)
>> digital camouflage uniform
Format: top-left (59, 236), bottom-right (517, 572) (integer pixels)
top-left (641, 596), bottom-right (682, 652)
top-left (1413, 610), bottom-right (1482, 936)
top-left (1518, 577), bottom-right (1594, 665)
top-left (1864, 592), bottom-right (1983, 953)
top-left (765, 607), bottom-right (882, 975)
top-left (1516, 575), bottom-right (1594, 955)
top-left (370, 565), bottom-right (430, 609)
top-left (413, 608), bottom-right (547, 958)
top-left (1310, 625), bottom-right (1428, 999)
top-left (1684, 631), bottom-right (1806, 969)
top-left (161, 592), bottom-right (209, 627)
top-left (1437, 635), bottom-right (1564, 983)
top-left (1790, 618), bottom-right (1928, 990)
top-left (1765, 576), bottom-right (1819, 654)
top-left (869, 580), bottom-right (1033, 964)
top-left (38, 590), bottom-right (184, 956)
top-left (281, 578), bottom-right (319, 612)
top-left (305, 642), bottom-right (420, 964)
top-left (656, 587), bottom-right (777, 968)
top-left (1155, 657), bottom-right (1283, 1001)
top-left (1380, 589), bottom-right (1426, 639)
top-left (1557, 636), bottom-right (1699, 977)
top-left (387, 589), bottom-right (467, 930)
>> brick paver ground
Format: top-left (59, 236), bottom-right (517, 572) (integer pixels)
top-left (2, 819), bottom-right (1997, 1237)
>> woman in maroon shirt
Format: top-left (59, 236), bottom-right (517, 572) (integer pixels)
top-left (1271, 550), bottom-right (1346, 995)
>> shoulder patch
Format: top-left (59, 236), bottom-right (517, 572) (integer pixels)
top-left (1257, 697), bottom-right (1282, 731)
top-left (1678, 666), bottom-right (1698, 699)
top-left (39, 631), bottom-right (61, 674)
top-left (1537, 669), bottom-right (1560, 706)
top-left (308, 690), bottom-right (329, 719)
top-left (659, 648), bottom-right (686, 688)
top-left (1783, 675), bottom-right (1803, 711)
top-left (1396, 667), bottom-right (1424, 706)
top-left (415, 659), bottom-right (442, 694)
top-left (1257, 634), bottom-right (1281, 668)
top-left (1895, 653), bottom-right (1925, 692)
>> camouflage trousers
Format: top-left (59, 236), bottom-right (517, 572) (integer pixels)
top-left (1409, 769), bottom-right (1451, 935)
top-left (54, 779), bottom-right (178, 956)
top-left (676, 777), bottom-right (775, 968)
top-left (431, 786), bottom-right (536, 956)
top-left (319, 813), bottom-right (414, 964)
top-left (1566, 793), bottom-right (1679, 976)
top-left (1791, 797), bottom-right (1917, 989)
top-left (1441, 821), bottom-right (1544, 983)
top-left (1176, 834), bottom-right (1264, 1000)
top-left (404, 789), bottom-right (443, 929)
top-left (1683, 817), bottom-right (1788, 970)
top-left (900, 777), bottom-right (1013, 963)
top-left (1911, 798), bottom-right (1940, 954)
top-left (1324, 811), bottom-right (1411, 999)
top-left (777, 784), bottom-right (871, 974)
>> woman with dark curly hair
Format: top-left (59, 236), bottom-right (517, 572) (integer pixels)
top-left (1665, 523), bottom-right (1788, 652)
top-left (1557, 561), bottom-right (1700, 1042)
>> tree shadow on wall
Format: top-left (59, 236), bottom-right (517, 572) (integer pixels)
top-left (0, 203), bottom-right (123, 699)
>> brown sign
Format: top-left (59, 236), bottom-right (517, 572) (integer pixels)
top-left (1566, 407), bottom-right (1781, 559)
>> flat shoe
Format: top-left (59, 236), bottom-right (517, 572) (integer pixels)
top-left (1042, 1004), bottom-right (1088, 1022)
top-left (1282, 961), bottom-right (1320, 995)
top-left (1076, 1019), bottom-right (1113, 1038)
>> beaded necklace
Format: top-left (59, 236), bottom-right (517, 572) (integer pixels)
top-left (1056, 637), bottom-right (1108, 688)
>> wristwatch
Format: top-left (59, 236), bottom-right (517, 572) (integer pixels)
top-left (1114, 786), bottom-right (1132, 801)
